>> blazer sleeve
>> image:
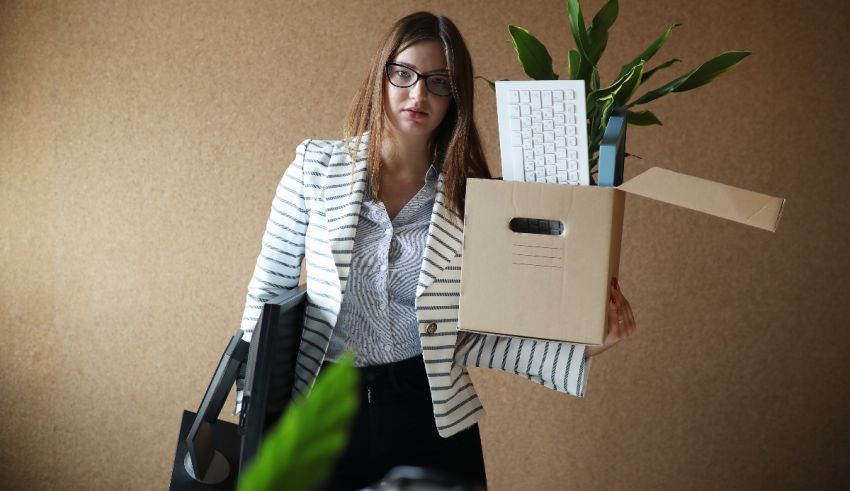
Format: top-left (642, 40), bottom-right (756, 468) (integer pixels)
top-left (453, 333), bottom-right (592, 398)
top-left (234, 139), bottom-right (312, 413)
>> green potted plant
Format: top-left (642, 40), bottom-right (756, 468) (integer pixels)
top-left (237, 353), bottom-right (359, 491)
top-left (480, 0), bottom-right (750, 184)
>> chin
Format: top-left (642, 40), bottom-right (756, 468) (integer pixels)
top-left (392, 120), bottom-right (436, 137)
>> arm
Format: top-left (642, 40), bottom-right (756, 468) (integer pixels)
top-left (453, 278), bottom-right (637, 396)
top-left (234, 139), bottom-right (312, 413)
top-left (454, 332), bottom-right (591, 397)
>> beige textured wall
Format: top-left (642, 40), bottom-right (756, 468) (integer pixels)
top-left (2, 0), bottom-right (848, 489)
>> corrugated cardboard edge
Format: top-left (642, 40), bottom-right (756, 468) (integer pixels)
top-left (618, 167), bottom-right (786, 232)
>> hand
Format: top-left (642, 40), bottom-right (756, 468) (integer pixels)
top-left (586, 277), bottom-right (637, 357)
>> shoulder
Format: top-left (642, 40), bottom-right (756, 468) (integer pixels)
top-left (295, 133), bottom-right (369, 174)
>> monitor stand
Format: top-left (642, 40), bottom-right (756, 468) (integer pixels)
top-left (169, 410), bottom-right (241, 491)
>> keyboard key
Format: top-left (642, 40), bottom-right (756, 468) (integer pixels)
top-left (510, 90), bottom-right (519, 103)
top-left (553, 102), bottom-right (564, 113)
top-left (520, 105), bottom-right (530, 116)
top-left (554, 113), bottom-right (565, 125)
top-left (567, 125), bottom-right (577, 136)
top-left (556, 148), bottom-right (566, 159)
top-left (537, 174), bottom-right (547, 183)
top-left (524, 149), bottom-right (534, 161)
top-left (522, 139), bottom-right (532, 150)
top-left (520, 90), bottom-right (530, 103)
top-left (554, 125), bottom-right (565, 136)
top-left (521, 116), bottom-right (531, 127)
top-left (568, 150), bottom-right (578, 159)
top-left (556, 159), bottom-right (567, 171)
top-left (531, 90), bottom-right (541, 108)
top-left (534, 155), bottom-right (545, 166)
top-left (568, 160), bottom-right (578, 170)
top-left (510, 118), bottom-right (521, 131)
top-left (567, 115), bottom-right (576, 125)
top-left (531, 110), bottom-right (542, 121)
top-left (545, 161), bottom-right (556, 172)
top-left (521, 128), bottom-right (532, 139)
top-left (569, 170), bottom-right (579, 181)
top-left (552, 90), bottom-right (563, 102)
top-left (543, 131), bottom-right (554, 143)
top-left (510, 105), bottom-right (520, 117)
top-left (545, 176), bottom-right (557, 183)
top-left (557, 171), bottom-right (568, 181)
top-left (525, 161), bottom-right (535, 171)
top-left (556, 136), bottom-right (566, 147)
top-left (544, 142), bottom-right (555, 154)
top-left (533, 145), bottom-right (543, 156)
top-left (543, 120), bottom-right (554, 131)
top-left (568, 137), bottom-right (577, 146)
top-left (565, 103), bottom-right (575, 113)
top-left (542, 107), bottom-right (553, 119)
top-left (565, 89), bottom-right (575, 100)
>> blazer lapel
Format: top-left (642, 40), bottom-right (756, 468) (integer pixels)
top-left (325, 138), bottom-right (368, 295)
top-left (416, 173), bottom-right (464, 297)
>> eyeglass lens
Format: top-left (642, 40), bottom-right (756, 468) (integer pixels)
top-left (386, 64), bottom-right (452, 96)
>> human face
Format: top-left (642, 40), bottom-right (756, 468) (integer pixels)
top-left (383, 41), bottom-right (453, 140)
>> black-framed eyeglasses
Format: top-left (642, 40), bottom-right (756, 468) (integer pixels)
top-left (384, 62), bottom-right (453, 97)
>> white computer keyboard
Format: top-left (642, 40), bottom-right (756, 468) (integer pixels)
top-left (495, 80), bottom-right (590, 185)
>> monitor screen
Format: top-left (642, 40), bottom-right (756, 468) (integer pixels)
top-left (183, 330), bottom-right (249, 484)
top-left (238, 285), bottom-right (307, 472)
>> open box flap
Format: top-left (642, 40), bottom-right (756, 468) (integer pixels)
top-left (617, 167), bottom-right (786, 232)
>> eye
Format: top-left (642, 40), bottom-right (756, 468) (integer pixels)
top-left (394, 68), bottom-right (412, 79)
top-left (431, 76), bottom-right (450, 87)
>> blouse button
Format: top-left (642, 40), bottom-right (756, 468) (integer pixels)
top-left (426, 322), bottom-right (437, 334)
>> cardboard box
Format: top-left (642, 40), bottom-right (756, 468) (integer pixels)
top-left (457, 167), bottom-right (785, 345)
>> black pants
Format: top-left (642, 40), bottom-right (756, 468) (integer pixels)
top-left (314, 354), bottom-right (487, 490)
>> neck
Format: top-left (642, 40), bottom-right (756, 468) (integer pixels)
top-left (380, 127), bottom-right (433, 176)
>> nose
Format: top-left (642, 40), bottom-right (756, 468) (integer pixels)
top-left (409, 78), bottom-right (429, 101)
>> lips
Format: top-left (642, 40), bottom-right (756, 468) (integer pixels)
top-left (404, 108), bottom-right (428, 116)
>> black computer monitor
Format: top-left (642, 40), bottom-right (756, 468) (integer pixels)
top-left (172, 285), bottom-right (306, 490)
top-left (183, 331), bottom-right (249, 485)
top-left (238, 285), bottom-right (307, 474)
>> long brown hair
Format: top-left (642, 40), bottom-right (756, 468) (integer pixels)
top-left (343, 11), bottom-right (491, 221)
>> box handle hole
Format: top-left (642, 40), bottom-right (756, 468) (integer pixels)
top-left (509, 218), bottom-right (565, 235)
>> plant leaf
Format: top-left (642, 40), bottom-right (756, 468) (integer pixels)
top-left (587, 0), bottom-right (619, 64)
top-left (588, 61), bottom-right (644, 106)
top-left (237, 353), bottom-right (360, 491)
top-left (673, 50), bottom-right (751, 91)
top-left (640, 58), bottom-right (681, 84)
top-left (591, 66), bottom-right (600, 90)
top-left (627, 109), bottom-right (663, 126)
top-left (567, 48), bottom-right (583, 80)
top-left (630, 51), bottom-right (751, 105)
top-left (613, 62), bottom-right (644, 107)
top-left (616, 23), bottom-right (681, 80)
top-left (508, 25), bottom-right (558, 80)
top-left (566, 0), bottom-right (593, 63)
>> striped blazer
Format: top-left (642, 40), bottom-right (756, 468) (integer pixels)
top-left (240, 133), bottom-right (591, 438)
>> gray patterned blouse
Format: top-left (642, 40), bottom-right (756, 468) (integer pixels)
top-left (325, 163), bottom-right (439, 366)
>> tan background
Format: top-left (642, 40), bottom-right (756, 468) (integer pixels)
top-left (2, 0), bottom-right (848, 489)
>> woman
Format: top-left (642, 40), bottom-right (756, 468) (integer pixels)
top-left (238, 11), bottom-right (637, 490)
